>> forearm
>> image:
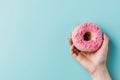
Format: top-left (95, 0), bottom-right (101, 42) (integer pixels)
top-left (91, 65), bottom-right (111, 80)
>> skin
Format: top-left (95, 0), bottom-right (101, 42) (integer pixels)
top-left (68, 33), bottom-right (111, 80)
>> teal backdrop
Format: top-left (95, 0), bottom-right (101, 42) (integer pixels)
top-left (0, 0), bottom-right (120, 80)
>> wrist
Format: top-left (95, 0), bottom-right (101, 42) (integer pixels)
top-left (91, 64), bottom-right (111, 80)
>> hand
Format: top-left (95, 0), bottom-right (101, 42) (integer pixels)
top-left (68, 33), bottom-right (111, 80)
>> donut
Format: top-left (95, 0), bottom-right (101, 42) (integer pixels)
top-left (71, 22), bottom-right (103, 52)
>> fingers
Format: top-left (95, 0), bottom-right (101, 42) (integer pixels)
top-left (70, 45), bottom-right (90, 68)
top-left (69, 32), bottom-right (88, 64)
top-left (68, 38), bottom-right (73, 46)
top-left (68, 32), bottom-right (73, 46)
top-left (70, 44), bottom-right (91, 69)
top-left (70, 45), bottom-right (78, 58)
top-left (70, 45), bottom-right (86, 61)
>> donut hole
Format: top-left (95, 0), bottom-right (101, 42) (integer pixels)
top-left (83, 32), bottom-right (91, 41)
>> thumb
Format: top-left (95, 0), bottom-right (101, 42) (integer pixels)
top-left (95, 33), bottom-right (109, 60)
top-left (101, 33), bottom-right (109, 51)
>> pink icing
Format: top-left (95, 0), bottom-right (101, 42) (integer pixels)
top-left (72, 22), bottom-right (103, 52)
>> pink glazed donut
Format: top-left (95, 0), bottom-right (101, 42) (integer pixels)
top-left (72, 22), bottom-right (103, 52)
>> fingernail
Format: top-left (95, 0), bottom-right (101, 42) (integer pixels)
top-left (104, 33), bottom-right (107, 37)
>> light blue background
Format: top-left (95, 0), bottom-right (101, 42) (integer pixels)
top-left (0, 0), bottom-right (120, 80)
